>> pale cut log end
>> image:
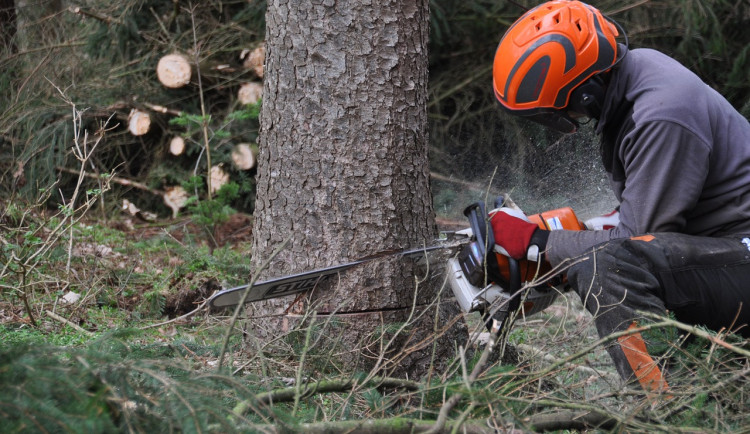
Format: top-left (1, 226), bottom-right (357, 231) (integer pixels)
top-left (238, 82), bottom-right (263, 105)
top-left (169, 136), bottom-right (186, 156)
top-left (163, 185), bottom-right (189, 218)
top-left (231, 143), bottom-right (258, 170)
top-left (210, 165), bottom-right (230, 194)
top-left (241, 43), bottom-right (265, 78)
top-left (157, 53), bottom-right (192, 89)
top-left (128, 109), bottom-right (151, 136)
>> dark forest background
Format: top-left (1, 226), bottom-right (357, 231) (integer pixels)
top-left (1, 0), bottom-right (748, 218)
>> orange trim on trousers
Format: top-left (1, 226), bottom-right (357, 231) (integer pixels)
top-left (617, 322), bottom-right (671, 395)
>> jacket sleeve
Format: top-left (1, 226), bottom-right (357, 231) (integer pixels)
top-left (546, 120), bottom-right (710, 265)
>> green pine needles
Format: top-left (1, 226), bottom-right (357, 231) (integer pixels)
top-left (0, 333), bottom-right (251, 433)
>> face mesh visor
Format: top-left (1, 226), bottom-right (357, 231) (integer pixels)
top-left (519, 110), bottom-right (579, 134)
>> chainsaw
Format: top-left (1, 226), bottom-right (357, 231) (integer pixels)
top-left (448, 198), bottom-right (585, 332)
top-left (207, 196), bottom-right (585, 332)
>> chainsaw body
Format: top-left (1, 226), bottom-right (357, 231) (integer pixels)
top-left (446, 200), bottom-right (584, 329)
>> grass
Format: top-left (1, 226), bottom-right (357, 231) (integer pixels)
top-left (0, 323), bottom-right (93, 347)
top-left (1, 203), bottom-right (749, 432)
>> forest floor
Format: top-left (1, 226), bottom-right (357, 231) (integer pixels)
top-left (1, 206), bottom-right (747, 432)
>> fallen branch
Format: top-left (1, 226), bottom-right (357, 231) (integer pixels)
top-left (55, 166), bottom-right (163, 196)
top-left (248, 410), bottom-right (620, 434)
top-left (250, 417), bottom-right (489, 434)
top-left (45, 310), bottom-right (94, 336)
top-left (233, 376), bottom-right (419, 417)
top-left (525, 410), bottom-right (618, 432)
top-left (141, 101), bottom-right (184, 117)
top-left (69, 6), bottom-right (121, 25)
top-left (500, 395), bottom-right (647, 431)
top-left (140, 300), bottom-right (208, 330)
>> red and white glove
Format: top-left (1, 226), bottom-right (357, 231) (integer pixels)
top-left (584, 209), bottom-right (620, 230)
top-left (489, 208), bottom-right (548, 260)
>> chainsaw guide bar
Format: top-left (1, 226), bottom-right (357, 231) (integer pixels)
top-left (207, 239), bottom-right (467, 309)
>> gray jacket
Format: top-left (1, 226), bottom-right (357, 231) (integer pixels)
top-left (547, 47), bottom-right (750, 265)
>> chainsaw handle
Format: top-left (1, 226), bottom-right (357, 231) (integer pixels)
top-left (463, 201), bottom-right (494, 256)
top-left (463, 195), bottom-right (510, 255)
top-left (507, 256), bottom-right (522, 307)
top-left (483, 257), bottom-right (522, 334)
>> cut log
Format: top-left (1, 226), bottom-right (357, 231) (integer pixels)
top-left (231, 143), bottom-right (258, 170)
top-left (169, 136), bottom-right (186, 156)
top-left (238, 82), bottom-right (263, 105)
top-left (157, 53), bottom-right (192, 89)
top-left (163, 186), bottom-right (189, 218)
top-left (128, 109), bottom-right (151, 136)
top-left (122, 199), bottom-right (156, 221)
top-left (210, 165), bottom-right (230, 194)
top-left (241, 43), bottom-right (265, 78)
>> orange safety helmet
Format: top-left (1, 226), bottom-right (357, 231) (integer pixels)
top-left (493, 0), bottom-right (623, 133)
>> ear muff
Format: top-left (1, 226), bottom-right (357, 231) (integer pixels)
top-left (567, 74), bottom-right (607, 119)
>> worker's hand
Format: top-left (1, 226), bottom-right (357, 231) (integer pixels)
top-left (489, 208), bottom-right (546, 260)
top-left (584, 208), bottom-right (620, 230)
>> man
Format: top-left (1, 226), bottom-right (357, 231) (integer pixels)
top-left (489, 0), bottom-right (750, 392)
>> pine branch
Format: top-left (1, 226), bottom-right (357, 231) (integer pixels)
top-left (640, 310), bottom-right (750, 358)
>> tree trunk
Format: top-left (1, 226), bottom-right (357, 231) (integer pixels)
top-left (250, 0), bottom-right (467, 378)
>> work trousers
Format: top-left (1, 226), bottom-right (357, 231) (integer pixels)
top-left (566, 232), bottom-right (750, 391)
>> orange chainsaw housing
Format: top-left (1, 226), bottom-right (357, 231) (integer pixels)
top-left (492, 207), bottom-right (585, 283)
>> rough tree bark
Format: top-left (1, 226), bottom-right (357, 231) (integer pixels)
top-left (250, 0), bottom-right (467, 378)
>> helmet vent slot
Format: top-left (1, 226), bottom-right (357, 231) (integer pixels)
top-left (575, 19), bottom-right (582, 32)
